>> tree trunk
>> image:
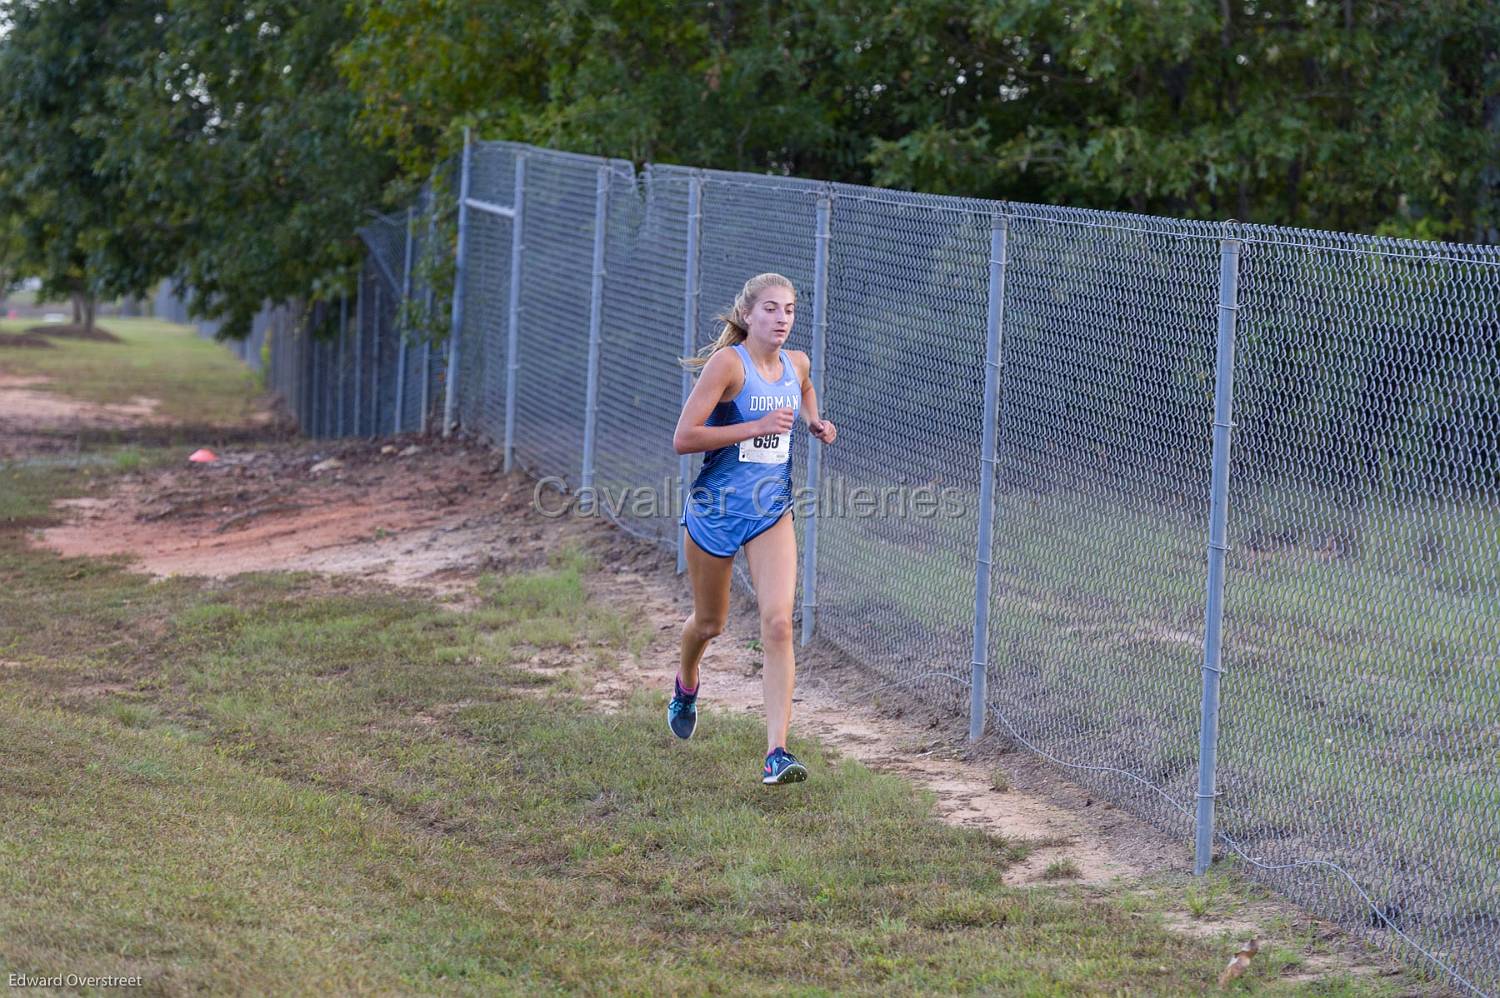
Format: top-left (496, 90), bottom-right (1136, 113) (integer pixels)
top-left (71, 291), bottom-right (83, 324)
top-left (83, 295), bottom-right (96, 334)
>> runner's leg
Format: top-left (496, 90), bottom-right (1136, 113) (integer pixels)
top-left (743, 510), bottom-right (797, 753)
top-left (680, 530), bottom-right (734, 689)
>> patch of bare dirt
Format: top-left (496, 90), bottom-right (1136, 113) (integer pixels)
top-left (0, 332), bottom-right (56, 349)
top-left (23, 427), bottom-right (1415, 990)
top-left (37, 438), bottom-right (619, 594)
top-left (22, 323), bottom-right (123, 343)
top-left (0, 374), bottom-right (51, 387)
top-left (0, 373), bottom-right (165, 432)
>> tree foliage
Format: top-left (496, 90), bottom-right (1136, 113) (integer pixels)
top-left (0, 0), bottom-right (1493, 340)
top-left (96, 1), bottom-right (395, 337)
top-left (0, 0), bottom-right (173, 325)
top-left (341, 0), bottom-right (1498, 240)
top-left (0, 0), bottom-right (395, 337)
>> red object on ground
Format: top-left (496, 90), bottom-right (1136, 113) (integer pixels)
top-left (188, 448), bottom-right (218, 463)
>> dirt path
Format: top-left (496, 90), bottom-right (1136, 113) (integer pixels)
top-left (0, 373), bottom-right (170, 461)
top-left (0, 372), bottom-right (163, 428)
top-left (11, 388), bottom-right (1414, 987)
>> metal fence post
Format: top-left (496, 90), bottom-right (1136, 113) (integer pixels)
top-left (676, 174), bottom-right (704, 575)
top-left (302, 323), bottom-right (311, 436)
top-left (270, 312), bottom-right (279, 413)
top-left (369, 282), bottom-right (382, 437)
top-left (394, 206), bottom-right (415, 434)
top-left (421, 187), bottom-right (437, 435)
top-left (303, 315), bottom-right (312, 434)
top-left (503, 154), bottom-right (527, 472)
top-left (302, 322), bottom-right (312, 435)
top-left (337, 292), bottom-right (347, 437)
top-left (270, 311), bottom-right (279, 402)
top-left (288, 314), bottom-right (299, 430)
top-left (968, 213), bottom-right (1010, 740)
top-left (321, 334), bottom-right (331, 437)
top-left (579, 163), bottom-right (610, 509)
top-left (314, 333), bottom-right (325, 438)
top-left (353, 276), bottom-right (364, 436)
top-left (420, 341), bottom-right (432, 433)
top-left (309, 318), bottom-right (318, 434)
top-left (313, 319), bottom-right (325, 435)
top-left (1194, 233), bottom-right (1243, 875)
top-left (284, 312), bottom-right (294, 428)
top-left (798, 193), bottom-right (832, 644)
top-left (323, 325), bottom-right (333, 436)
top-left (284, 313), bottom-right (292, 406)
top-left (443, 128), bottom-right (474, 437)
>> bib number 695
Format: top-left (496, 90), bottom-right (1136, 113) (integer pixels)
top-left (739, 431), bottom-right (789, 464)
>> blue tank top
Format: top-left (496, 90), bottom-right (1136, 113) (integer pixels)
top-left (687, 343), bottom-right (800, 519)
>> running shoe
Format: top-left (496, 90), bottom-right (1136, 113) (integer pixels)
top-left (667, 677), bottom-right (697, 740)
top-left (762, 746), bottom-right (807, 785)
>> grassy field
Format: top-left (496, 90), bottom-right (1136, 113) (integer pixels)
top-left (0, 463), bottom-right (1409, 994)
top-left (0, 317), bottom-right (263, 424)
top-left (0, 321), bottom-right (1432, 993)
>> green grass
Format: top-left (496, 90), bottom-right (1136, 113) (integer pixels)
top-left (0, 456), bottom-right (1419, 994)
top-left (0, 444), bottom-right (186, 527)
top-left (1042, 858), bottom-right (1084, 882)
top-left (111, 447), bottom-right (145, 472)
top-left (0, 316), bottom-right (262, 425)
top-left (0, 462), bottom-right (88, 524)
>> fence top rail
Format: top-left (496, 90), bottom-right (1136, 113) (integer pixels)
top-left (468, 140), bottom-right (1499, 269)
top-left (474, 138), bottom-right (634, 182)
top-left (363, 208), bottom-right (407, 230)
top-left (1234, 223), bottom-right (1500, 269)
top-left (464, 196), bottom-right (516, 219)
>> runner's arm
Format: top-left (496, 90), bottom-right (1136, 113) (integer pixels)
top-left (789, 350), bottom-right (822, 426)
top-left (673, 349), bottom-right (768, 455)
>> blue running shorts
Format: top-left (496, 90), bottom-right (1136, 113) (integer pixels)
top-left (680, 505), bottom-right (793, 559)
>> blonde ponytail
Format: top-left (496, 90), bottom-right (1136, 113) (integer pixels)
top-left (678, 272), bottom-right (796, 373)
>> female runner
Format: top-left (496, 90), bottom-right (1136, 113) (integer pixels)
top-left (669, 272), bottom-right (837, 785)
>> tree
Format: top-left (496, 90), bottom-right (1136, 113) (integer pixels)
top-left (1, 0), bottom-right (1489, 347)
top-left (92, 1), bottom-right (396, 338)
top-left (0, 0), bottom-right (397, 340)
top-left (864, 0), bottom-right (1499, 238)
top-left (0, 209), bottom-right (24, 298)
top-left (0, 0), bottom-right (175, 331)
top-left (339, 0), bottom-right (1497, 241)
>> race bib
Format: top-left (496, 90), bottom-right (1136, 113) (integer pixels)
top-left (739, 431), bottom-right (790, 464)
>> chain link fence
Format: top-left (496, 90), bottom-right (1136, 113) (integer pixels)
top-left (197, 138), bottom-right (1499, 995)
